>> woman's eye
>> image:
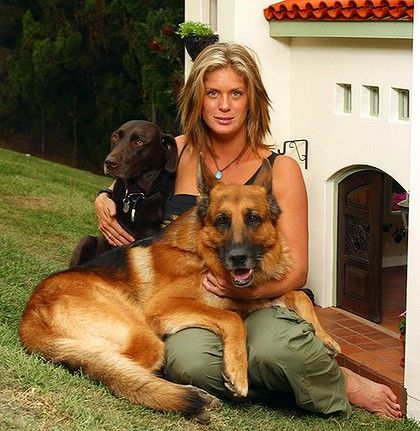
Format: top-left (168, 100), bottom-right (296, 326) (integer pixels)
top-left (207, 90), bottom-right (218, 98)
top-left (232, 90), bottom-right (242, 97)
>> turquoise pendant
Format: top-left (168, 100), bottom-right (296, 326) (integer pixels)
top-left (215, 170), bottom-right (222, 180)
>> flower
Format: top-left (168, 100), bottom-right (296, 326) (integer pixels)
top-left (392, 192), bottom-right (407, 210)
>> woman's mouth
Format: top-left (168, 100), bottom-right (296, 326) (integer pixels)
top-left (214, 116), bottom-right (233, 125)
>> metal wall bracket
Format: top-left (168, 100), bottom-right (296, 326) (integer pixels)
top-left (278, 139), bottom-right (308, 170)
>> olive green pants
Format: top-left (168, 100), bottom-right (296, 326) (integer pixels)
top-left (164, 307), bottom-right (351, 417)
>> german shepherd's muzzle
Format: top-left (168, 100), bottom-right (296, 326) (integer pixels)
top-left (221, 242), bottom-right (265, 287)
top-left (19, 156), bottom-right (340, 424)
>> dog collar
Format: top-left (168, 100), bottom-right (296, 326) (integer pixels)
top-left (122, 169), bottom-right (173, 223)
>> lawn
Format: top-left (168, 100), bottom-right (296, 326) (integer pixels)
top-left (0, 147), bottom-right (419, 431)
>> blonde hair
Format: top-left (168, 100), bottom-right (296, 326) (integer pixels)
top-left (178, 42), bottom-right (271, 153)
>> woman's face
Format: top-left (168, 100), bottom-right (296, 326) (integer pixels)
top-left (202, 67), bottom-right (249, 140)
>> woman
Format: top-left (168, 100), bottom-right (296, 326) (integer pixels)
top-left (95, 42), bottom-right (401, 419)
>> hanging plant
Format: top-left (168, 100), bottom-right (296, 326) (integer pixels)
top-left (176, 21), bottom-right (219, 61)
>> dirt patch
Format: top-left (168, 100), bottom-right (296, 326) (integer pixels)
top-left (1, 195), bottom-right (54, 211)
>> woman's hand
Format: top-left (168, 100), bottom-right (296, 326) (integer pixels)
top-left (202, 271), bottom-right (262, 300)
top-left (95, 193), bottom-right (135, 246)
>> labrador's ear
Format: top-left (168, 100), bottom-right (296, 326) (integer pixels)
top-left (196, 153), bottom-right (218, 220)
top-left (161, 134), bottom-right (178, 173)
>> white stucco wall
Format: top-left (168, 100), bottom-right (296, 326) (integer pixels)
top-left (406, 10), bottom-right (420, 420)
top-left (185, 0), bottom-right (419, 420)
top-left (287, 37), bottom-right (412, 305)
top-left (184, 1), bottom-right (413, 306)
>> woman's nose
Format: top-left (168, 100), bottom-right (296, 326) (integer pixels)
top-left (218, 94), bottom-right (231, 111)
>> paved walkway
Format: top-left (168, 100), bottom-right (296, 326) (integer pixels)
top-left (317, 306), bottom-right (406, 414)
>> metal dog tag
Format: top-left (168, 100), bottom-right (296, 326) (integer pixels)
top-left (123, 199), bottom-right (130, 213)
top-left (131, 208), bottom-right (136, 222)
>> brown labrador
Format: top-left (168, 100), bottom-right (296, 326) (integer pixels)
top-left (69, 120), bottom-right (177, 267)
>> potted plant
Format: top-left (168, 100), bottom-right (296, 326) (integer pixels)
top-left (176, 21), bottom-right (219, 61)
top-left (398, 311), bottom-right (406, 368)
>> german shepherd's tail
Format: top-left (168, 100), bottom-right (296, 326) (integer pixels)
top-left (20, 334), bottom-right (215, 420)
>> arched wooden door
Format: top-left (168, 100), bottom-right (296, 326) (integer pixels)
top-left (336, 170), bottom-right (384, 323)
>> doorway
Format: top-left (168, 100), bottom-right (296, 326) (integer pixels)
top-left (336, 169), bottom-right (407, 333)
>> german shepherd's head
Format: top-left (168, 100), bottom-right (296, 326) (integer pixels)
top-left (196, 156), bottom-right (291, 288)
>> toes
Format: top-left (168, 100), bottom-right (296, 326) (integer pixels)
top-left (387, 391), bottom-right (399, 404)
top-left (193, 410), bottom-right (211, 425)
top-left (222, 371), bottom-right (237, 395)
top-left (222, 371), bottom-right (248, 397)
top-left (317, 331), bottom-right (341, 356)
top-left (195, 388), bottom-right (222, 411)
top-left (207, 397), bottom-right (222, 410)
top-left (376, 410), bottom-right (402, 420)
top-left (186, 386), bottom-right (222, 424)
top-left (387, 403), bottom-right (403, 419)
top-left (375, 392), bottom-right (402, 419)
top-left (326, 346), bottom-right (339, 357)
top-left (325, 339), bottom-right (341, 356)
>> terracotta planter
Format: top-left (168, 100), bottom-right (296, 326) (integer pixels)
top-left (184, 34), bottom-right (219, 61)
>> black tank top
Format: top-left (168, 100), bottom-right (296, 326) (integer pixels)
top-left (163, 151), bottom-right (279, 221)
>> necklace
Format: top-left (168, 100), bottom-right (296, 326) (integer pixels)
top-left (210, 145), bottom-right (247, 180)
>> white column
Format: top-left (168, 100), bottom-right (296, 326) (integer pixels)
top-left (405, 7), bottom-right (420, 421)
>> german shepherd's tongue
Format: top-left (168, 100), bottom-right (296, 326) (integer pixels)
top-left (231, 269), bottom-right (254, 287)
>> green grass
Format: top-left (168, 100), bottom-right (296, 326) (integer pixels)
top-left (0, 147), bottom-right (419, 430)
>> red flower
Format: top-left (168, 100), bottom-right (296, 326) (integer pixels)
top-left (148, 39), bottom-right (165, 52)
top-left (161, 25), bottom-right (174, 37)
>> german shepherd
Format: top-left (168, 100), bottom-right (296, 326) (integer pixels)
top-left (19, 157), bottom-right (340, 424)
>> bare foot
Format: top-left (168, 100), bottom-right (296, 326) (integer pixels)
top-left (341, 367), bottom-right (402, 419)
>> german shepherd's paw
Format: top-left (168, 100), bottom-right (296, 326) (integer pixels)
top-left (319, 332), bottom-right (341, 357)
top-left (186, 386), bottom-right (221, 425)
top-left (222, 367), bottom-right (248, 397)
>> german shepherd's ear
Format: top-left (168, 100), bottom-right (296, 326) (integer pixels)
top-left (162, 134), bottom-right (178, 173)
top-left (253, 158), bottom-right (273, 192)
top-left (197, 153), bottom-right (217, 220)
top-left (254, 158), bottom-right (281, 221)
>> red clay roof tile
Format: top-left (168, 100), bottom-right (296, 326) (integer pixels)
top-left (264, 0), bottom-right (414, 21)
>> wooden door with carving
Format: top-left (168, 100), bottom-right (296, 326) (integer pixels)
top-left (336, 170), bottom-right (384, 322)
